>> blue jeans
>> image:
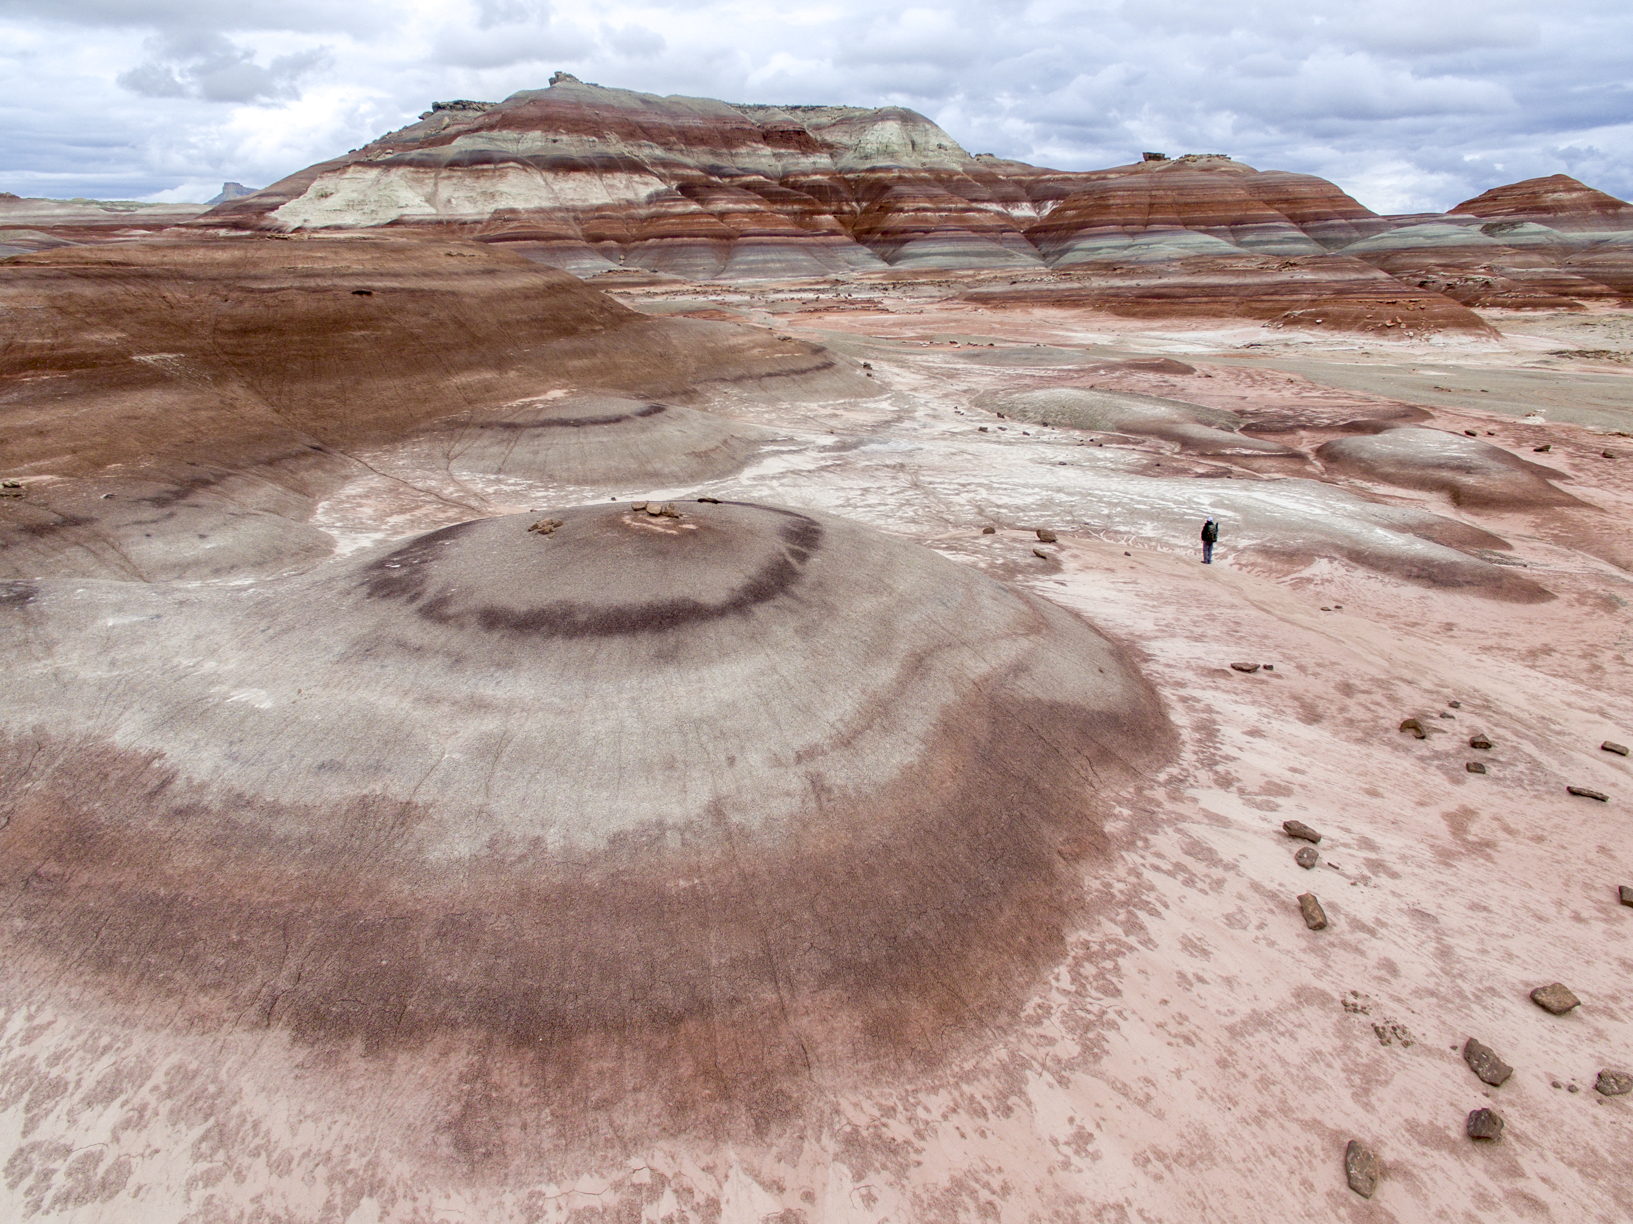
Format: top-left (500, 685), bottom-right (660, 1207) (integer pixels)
top-left (1202, 541), bottom-right (1213, 564)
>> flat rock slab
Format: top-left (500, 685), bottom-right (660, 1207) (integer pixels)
top-left (1463, 1038), bottom-right (1514, 1086)
top-left (1231, 662), bottom-right (1261, 673)
top-left (1283, 819), bottom-right (1322, 843)
top-left (1603, 740), bottom-right (1630, 756)
top-left (1531, 983), bottom-right (1582, 1014)
top-left (1567, 785), bottom-right (1609, 801)
top-left (1345, 1141), bottom-right (1379, 1198)
top-left (1298, 892), bottom-right (1328, 930)
top-left (1295, 846), bottom-right (1319, 869)
top-left (1595, 1070), bottom-right (1633, 1096)
top-left (1467, 1108), bottom-right (1504, 1140)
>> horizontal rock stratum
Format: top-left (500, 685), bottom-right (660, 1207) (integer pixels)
top-left (179, 74), bottom-right (1633, 319)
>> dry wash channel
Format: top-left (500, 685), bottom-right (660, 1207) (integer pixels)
top-left (0, 500), bottom-right (1168, 1170)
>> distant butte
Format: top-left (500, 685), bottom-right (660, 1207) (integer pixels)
top-left (148, 74), bottom-right (1633, 328)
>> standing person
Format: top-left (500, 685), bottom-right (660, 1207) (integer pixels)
top-left (1200, 517), bottom-right (1218, 564)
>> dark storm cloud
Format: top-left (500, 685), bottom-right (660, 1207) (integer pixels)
top-left (0, 0), bottom-right (1628, 211)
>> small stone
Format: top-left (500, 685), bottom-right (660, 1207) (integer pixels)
top-left (646, 503), bottom-right (665, 516)
top-left (1400, 717), bottom-right (1427, 739)
top-left (1469, 734), bottom-right (1492, 750)
top-left (1568, 1083), bottom-right (1580, 1093)
top-left (979, 426), bottom-right (989, 432)
top-left (1439, 712), bottom-right (1455, 719)
top-left (982, 525), bottom-right (996, 534)
top-left (1295, 846), bottom-right (1319, 869)
top-left (1036, 527), bottom-right (1057, 543)
top-left (1283, 820), bottom-right (1322, 844)
top-left (1463, 1038), bottom-right (1513, 1087)
top-left (1567, 785), bottom-right (1608, 801)
top-left (697, 496), bottom-right (720, 503)
top-left (1602, 741), bottom-right (1629, 756)
top-left (1603, 450), bottom-right (1615, 459)
top-left (1448, 700), bottom-right (1461, 708)
top-left (1620, 885), bottom-right (1633, 907)
top-left (1533, 443), bottom-right (1551, 452)
top-left (1530, 983), bottom-right (1581, 1014)
top-left (1263, 663), bottom-right (1274, 670)
top-left (631, 501), bottom-right (647, 510)
top-left (1033, 548), bottom-right (1050, 559)
top-left (527, 518), bottom-right (564, 535)
top-left (1464, 429), bottom-right (1478, 437)
top-left (1298, 892), bottom-right (1328, 930)
top-left (1231, 662), bottom-right (1261, 673)
top-left (1124, 551), bottom-right (1131, 556)
top-left (1466, 1108), bottom-right (1504, 1140)
top-left (1466, 761), bottom-right (1486, 774)
top-left (1552, 1080), bottom-right (1564, 1089)
top-left (1595, 1070), bottom-right (1633, 1096)
top-left (1344, 1141), bottom-right (1379, 1198)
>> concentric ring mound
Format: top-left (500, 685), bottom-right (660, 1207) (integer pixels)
top-left (1, 501), bottom-right (1168, 1143)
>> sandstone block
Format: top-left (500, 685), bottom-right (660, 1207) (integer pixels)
top-left (1283, 820), bottom-right (1321, 843)
top-left (1567, 785), bottom-right (1608, 801)
top-left (1344, 1141), bottom-right (1379, 1198)
top-left (1466, 1108), bottom-right (1504, 1140)
top-left (1602, 741), bottom-right (1629, 756)
top-left (1530, 983), bottom-right (1581, 1014)
top-left (1298, 893), bottom-right (1327, 930)
top-left (1462, 1038), bottom-right (1513, 1086)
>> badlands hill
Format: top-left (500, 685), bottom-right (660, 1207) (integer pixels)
top-left (181, 74), bottom-right (1633, 326)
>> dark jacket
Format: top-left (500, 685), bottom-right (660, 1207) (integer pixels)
top-left (1201, 520), bottom-right (1219, 544)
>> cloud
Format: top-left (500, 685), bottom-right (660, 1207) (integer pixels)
top-left (0, 0), bottom-right (1629, 212)
top-left (118, 32), bottom-right (331, 103)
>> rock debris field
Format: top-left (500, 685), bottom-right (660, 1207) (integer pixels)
top-left (1, 155), bottom-right (1632, 1222)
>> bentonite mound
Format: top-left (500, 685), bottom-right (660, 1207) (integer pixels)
top-left (435, 393), bottom-right (776, 485)
top-left (0, 501), bottom-right (1168, 1152)
top-left (1317, 426), bottom-right (1580, 509)
top-left (988, 387), bottom-right (1301, 456)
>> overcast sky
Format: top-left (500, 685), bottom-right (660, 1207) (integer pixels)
top-left (1, 0), bottom-right (1629, 213)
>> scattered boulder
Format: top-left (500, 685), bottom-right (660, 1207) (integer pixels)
top-left (1603, 450), bottom-right (1615, 459)
top-left (1463, 429), bottom-right (1478, 437)
top-left (1448, 700), bottom-right (1462, 708)
top-left (1466, 1108), bottom-right (1504, 1140)
top-left (1462, 1038), bottom-right (1514, 1087)
top-left (1467, 761), bottom-right (1487, 774)
top-left (1602, 740), bottom-right (1629, 756)
top-left (1032, 548), bottom-right (1050, 559)
top-left (1344, 1141), bottom-right (1379, 1198)
top-left (1530, 983), bottom-right (1581, 1014)
top-left (1298, 893), bottom-right (1328, 930)
top-left (1036, 527), bottom-right (1057, 543)
top-left (1263, 664), bottom-right (1274, 671)
top-left (1283, 820), bottom-right (1322, 844)
top-left (982, 525), bottom-right (996, 534)
top-left (1567, 785), bottom-right (1609, 801)
top-left (1231, 662), bottom-right (1261, 673)
top-left (1595, 1070), bottom-right (1633, 1096)
top-left (1533, 443), bottom-right (1551, 452)
top-left (1295, 846), bottom-right (1319, 869)
top-left (1469, 734), bottom-right (1492, 750)
top-left (696, 496), bottom-right (720, 503)
top-left (1620, 885), bottom-right (1633, 907)
top-left (1400, 718), bottom-right (1427, 739)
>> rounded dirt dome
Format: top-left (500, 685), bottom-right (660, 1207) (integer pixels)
top-left (1, 501), bottom-right (1169, 1149)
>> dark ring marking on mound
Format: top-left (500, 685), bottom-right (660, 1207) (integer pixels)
top-left (363, 507), bottom-right (824, 639)
top-left (478, 402), bottom-right (668, 429)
